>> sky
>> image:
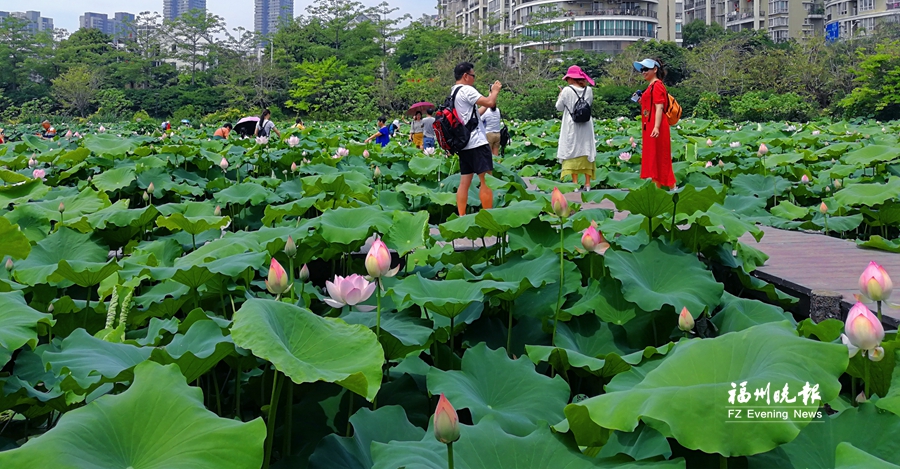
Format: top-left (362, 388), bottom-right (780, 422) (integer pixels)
top-left (15, 0), bottom-right (437, 35)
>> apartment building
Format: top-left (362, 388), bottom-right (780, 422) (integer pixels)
top-left (683, 0), bottom-right (825, 42)
top-left (0, 10), bottom-right (54, 35)
top-left (439, 0), bottom-right (682, 57)
top-left (255, 0), bottom-right (294, 37)
top-left (163, 0), bottom-right (207, 21)
top-left (79, 12), bottom-right (136, 42)
top-left (825, 0), bottom-right (900, 40)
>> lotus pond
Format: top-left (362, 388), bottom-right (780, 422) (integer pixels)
top-left (0, 118), bottom-right (899, 468)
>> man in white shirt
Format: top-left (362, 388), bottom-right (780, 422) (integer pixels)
top-left (451, 62), bottom-right (501, 217)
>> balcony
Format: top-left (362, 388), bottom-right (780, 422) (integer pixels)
top-left (559, 8), bottom-right (660, 18)
top-left (889, 1), bottom-right (900, 9)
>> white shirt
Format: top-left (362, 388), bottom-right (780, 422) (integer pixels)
top-left (482, 108), bottom-right (501, 133)
top-left (452, 84), bottom-right (488, 151)
top-left (555, 85), bottom-right (596, 162)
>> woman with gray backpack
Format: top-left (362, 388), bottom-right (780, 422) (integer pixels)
top-left (555, 65), bottom-right (596, 192)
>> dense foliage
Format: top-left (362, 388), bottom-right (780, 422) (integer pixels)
top-left (1, 118), bottom-right (900, 467)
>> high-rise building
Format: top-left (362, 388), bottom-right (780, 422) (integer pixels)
top-left (825, 0), bottom-right (900, 41)
top-left (79, 12), bottom-right (136, 41)
top-left (683, 0), bottom-right (825, 43)
top-left (164, 0), bottom-right (207, 21)
top-left (0, 10), bottom-right (54, 35)
top-left (255, 0), bottom-right (294, 37)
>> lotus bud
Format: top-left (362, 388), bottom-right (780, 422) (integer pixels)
top-left (28, 157), bottom-right (36, 167)
top-left (99, 125), bottom-right (106, 132)
top-left (551, 187), bottom-right (569, 218)
top-left (606, 138), bottom-right (613, 146)
top-left (834, 179), bottom-right (842, 189)
top-left (374, 166), bottom-right (382, 179)
top-left (284, 236), bottom-right (297, 258)
top-left (32, 169), bottom-right (46, 179)
top-left (214, 205), bottom-right (221, 216)
top-left (433, 394), bottom-right (460, 444)
top-left (819, 202), bottom-right (828, 214)
top-left (5, 258), bottom-right (13, 271)
top-left (363, 150), bottom-right (370, 158)
top-left (758, 143), bottom-right (768, 155)
top-left (142, 191), bottom-right (149, 201)
top-left (678, 307), bottom-right (694, 332)
top-left (58, 202), bottom-right (65, 213)
top-left (291, 162), bottom-right (298, 172)
top-left (842, 302), bottom-right (885, 360)
top-left (856, 391), bottom-right (868, 403)
top-left (288, 135), bottom-right (300, 147)
top-left (302, 150), bottom-right (308, 157)
top-left (48, 303), bottom-right (54, 313)
top-left (707, 138), bottom-right (713, 146)
top-left (219, 158), bottom-right (229, 170)
top-left (800, 174), bottom-right (810, 184)
top-left (365, 238), bottom-right (395, 278)
top-left (705, 161), bottom-right (713, 168)
top-left (65, 129), bottom-right (73, 138)
top-left (148, 182), bottom-right (155, 193)
top-left (718, 160), bottom-right (724, 167)
top-left (298, 264), bottom-right (309, 282)
top-left (629, 136), bottom-right (634, 145)
top-left (860, 261), bottom-right (893, 302)
top-left (265, 258), bottom-right (291, 295)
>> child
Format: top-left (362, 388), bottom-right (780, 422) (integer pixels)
top-left (364, 116), bottom-right (392, 148)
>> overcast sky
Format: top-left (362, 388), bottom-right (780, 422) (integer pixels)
top-left (17, 0), bottom-right (436, 35)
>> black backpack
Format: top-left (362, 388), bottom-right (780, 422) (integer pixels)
top-left (433, 86), bottom-right (479, 155)
top-left (566, 86), bottom-right (592, 123)
top-left (499, 125), bottom-right (510, 155)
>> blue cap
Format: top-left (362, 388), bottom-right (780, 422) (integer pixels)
top-left (633, 59), bottom-right (659, 72)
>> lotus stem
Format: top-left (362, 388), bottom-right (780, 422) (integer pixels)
top-left (283, 382), bottom-right (293, 457)
top-left (877, 300), bottom-right (883, 322)
top-left (288, 258), bottom-right (295, 304)
top-left (552, 221), bottom-right (564, 347)
top-left (720, 454), bottom-right (727, 469)
top-left (262, 371), bottom-right (283, 469)
top-left (450, 316), bottom-right (456, 355)
top-left (507, 301), bottom-right (514, 357)
top-left (447, 442), bottom-right (455, 469)
top-left (851, 376), bottom-right (857, 407)
top-left (235, 366), bottom-right (242, 419)
top-left (824, 215), bottom-right (828, 235)
top-left (212, 369), bottom-right (222, 416)
top-left (864, 360), bottom-right (871, 400)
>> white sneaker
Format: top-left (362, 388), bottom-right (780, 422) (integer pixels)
top-left (573, 187), bottom-right (580, 193)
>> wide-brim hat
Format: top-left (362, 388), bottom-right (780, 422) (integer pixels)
top-left (563, 65), bottom-right (595, 86)
top-left (633, 58), bottom-right (660, 72)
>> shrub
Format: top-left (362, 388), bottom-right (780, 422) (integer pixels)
top-left (729, 92), bottom-right (815, 122)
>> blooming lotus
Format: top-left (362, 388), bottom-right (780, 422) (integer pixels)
top-left (524, 140), bottom-right (531, 146)
top-left (324, 274), bottom-right (376, 311)
top-left (581, 223), bottom-right (609, 254)
top-left (74, 132), bottom-right (81, 138)
top-left (859, 261), bottom-right (892, 302)
top-left (256, 136), bottom-right (269, 145)
top-left (705, 161), bottom-right (713, 168)
top-left (288, 135), bottom-right (300, 147)
top-left (812, 130), bottom-right (821, 136)
top-left (424, 147), bottom-right (436, 155)
top-left (819, 202), bottom-right (828, 214)
top-left (433, 394), bottom-right (460, 444)
top-left (706, 138), bottom-right (713, 146)
top-left (800, 174), bottom-right (810, 184)
top-left (730, 142), bottom-right (741, 148)
top-left (32, 169), bottom-right (46, 179)
top-left (619, 152), bottom-right (631, 161)
top-left (841, 302), bottom-right (885, 361)
top-left (363, 150), bottom-right (370, 158)
top-left (551, 187), bottom-right (569, 218)
top-left (605, 138), bottom-right (613, 146)
top-left (98, 125), bottom-right (106, 132)
top-left (678, 307), bottom-right (694, 332)
top-left (365, 238), bottom-right (399, 278)
top-left (337, 147), bottom-right (349, 157)
top-left (265, 258), bottom-right (291, 295)
top-left (219, 158), bottom-right (229, 171)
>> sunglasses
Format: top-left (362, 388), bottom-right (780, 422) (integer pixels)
top-left (466, 72), bottom-right (476, 78)
top-left (640, 67), bottom-right (651, 73)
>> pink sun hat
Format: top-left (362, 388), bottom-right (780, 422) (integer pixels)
top-left (563, 65), bottom-right (595, 86)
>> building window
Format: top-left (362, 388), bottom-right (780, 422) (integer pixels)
top-left (859, 0), bottom-right (874, 11)
top-left (839, 2), bottom-right (848, 15)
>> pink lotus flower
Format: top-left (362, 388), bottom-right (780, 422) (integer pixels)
top-left (58, 202), bottom-right (65, 213)
top-left (718, 160), bottom-right (725, 167)
top-left (706, 138), bottom-right (713, 146)
top-left (291, 162), bottom-right (298, 172)
top-left (581, 223), bottom-right (609, 254)
top-left (363, 150), bottom-right (370, 158)
top-left (800, 174), bottom-right (810, 184)
top-left (433, 393), bottom-right (460, 444)
top-left (324, 274), bottom-right (376, 311)
top-left (551, 187), bottom-right (569, 218)
top-left (860, 261), bottom-right (892, 302)
top-left (337, 147), bottom-right (350, 157)
top-left (758, 143), bottom-right (768, 155)
top-left (678, 307), bottom-right (694, 332)
top-left (629, 136), bottom-right (634, 145)
top-left (424, 147), bottom-right (436, 155)
top-left (705, 161), bottom-right (713, 168)
top-left (619, 152), bottom-right (631, 161)
top-left (5, 258), bottom-right (13, 271)
top-left (605, 138), bottom-right (613, 146)
top-left (819, 202), bottom-right (828, 214)
top-left (834, 179), bottom-right (842, 189)
top-left (841, 302), bottom-right (885, 361)
top-left (98, 125), bottom-right (106, 132)
top-left (256, 136), bottom-right (269, 145)
top-left (265, 258), bottom-right (291, 295)
top-left (32, 169), bottom-right (46, 179)
top-left (219, 158), bottom-right (228, 171)
top-left (28, 158), bottom-right (36, 167)
top-left (812, 130), bottom-right (821, 136)
top-left (74, 132), bottom-right (81, 138)
top-left (65, 129), bottom-right (73, 138)
top-left (288, 135), bottom-right (300, 147)
top-left (365, 238), bottom-right (399, 278)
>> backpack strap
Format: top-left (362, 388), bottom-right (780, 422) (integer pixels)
top-left (563, 85), bottom-right (585, 118)
top-left (649, 80), bottom-right (668, 114)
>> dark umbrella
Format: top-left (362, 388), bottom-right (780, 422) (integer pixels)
top-left (234, 116), bottom-right (259, 137)
top-left (406, 102), bottom-right (434, 116)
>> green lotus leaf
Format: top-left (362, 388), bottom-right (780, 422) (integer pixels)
top-left (427, 343), bottom-right (570, 436)
top-left (91, 166), bottom-right (136, 193)
top-left (763, 152), bottom-right (804, 168)
top-left (858, 236), bottom-right (900, 253)
top-left (340, 310), bottom-right (433, 360)
top-left (0, 168), bottom-right (29, 184)
top-left (0, 179), bottom-right (50, 207)
top-left (712, 292), bottom-right (795, 335)
top-left (371, 416), bottom-right (685, 469)
top-left (55, 259), bottom-right (120, 287)
top-left (564, 277), bottom-right (639, 325)
top-left (835, 179), bottom-right (900, 207)
top-left (389, 274), bottom-right (491, 319)
top-left (810, 212), bottom-right (863, 232)
top-left (480, 250), bottom-right (561, 301)
top-left (83, 133), bottom-right (137, 156)
top-left (474, 200), bottom-right (544, 233)
top-left (55, 147), bottom-right (91, 167)
top-left (384, 210), bottom-right (429, 256)
top-left (612, 181), bottom-right (674, 220)
top-left (20, 134), bottom-right (51, 152)
top-left (439, 213), bottom-right (489, 241)
top-left (0, 291), bottom-right (55, 355)
top-left (0, 361), bottom-right (266, 469)
top-left (605, 239), bottom-right (723, 314)
top-left (214, 182), bottom-right (278, 206)
top-left (565, 321), bottom-right (848, 456)
top-left (835, 442), bottom-right (899, 469)
top-left (507, 220), bottom-right (585, 253)
top-left (598, 424), bottom-right (673, 461)
top-left (309, 406), bottom-right (425, 469)
top-left (770, 201), bottom-right (809, 220)
top-left (13, 228), bottom-right (108, 286)
top-left (731, 174), bottom-right (792, 200)
top-left (693, 204), bottom-right (764, 242)
top-left (319, 205), bottom-right (392, 245)
top-left (672, 184), bottom-right (726, 217)
top-left (842, 144), bottom-right (900, 166)
top-left (231, 299), bottom-right (383, 401)
top-left (525, 314), bottom-right (634, 378)
top-left (42, 329), bottom-right (153, 392)
top-left (261, 196), bottom-right (322, 226)
top-left (407, 156), bottom-right (442, 176)
top-left (0, 217), bottom-right (31, 260)
top-left (150, 319), bottom-right (234, 382)
top-left (157, 212), bottom-right (230, 236)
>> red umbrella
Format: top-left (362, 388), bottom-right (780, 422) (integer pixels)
top-left (407, 102), bottom-right (435, 116)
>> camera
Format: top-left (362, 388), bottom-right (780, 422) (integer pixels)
top-left (630, 90), bottom-right (643, 103)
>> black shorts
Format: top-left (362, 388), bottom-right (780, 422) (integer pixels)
top-left (458, 144), bottom-right (493, 175)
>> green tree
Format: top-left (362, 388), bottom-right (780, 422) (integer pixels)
top-left (838, 40), bottom-right (900, 119)
top-left (681, 20), bottom-right (725, 48)
top-left (166, 9), bottom-right (225, 85)
top-left (52, 65), bottom-right (102, 117)
top-left (394, 25), bottom-right (467, 69)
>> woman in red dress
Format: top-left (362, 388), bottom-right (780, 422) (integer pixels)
top-left (634, 58), bottom-right (675, 189)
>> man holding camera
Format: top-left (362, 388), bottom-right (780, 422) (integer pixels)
top-left (450, 62), bottom-right (502, 217)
